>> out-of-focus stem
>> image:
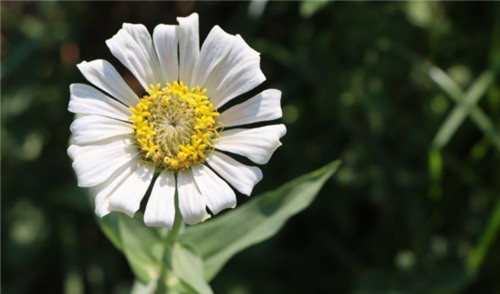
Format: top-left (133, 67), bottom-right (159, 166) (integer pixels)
top-left (466, 196), bottom-right (500, 279)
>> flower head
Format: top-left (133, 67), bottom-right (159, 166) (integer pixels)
top-left (68, 13), bottom-right (285, 227)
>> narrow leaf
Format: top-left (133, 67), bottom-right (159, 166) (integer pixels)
top-left (468, 107), bottom-right (500, 152)
top-left (98, 213), bottom-right (164, 284)
top-left (466, 197), bottom-right (500, 278)
top-left (118, 214), bottom-right (164, 284)
top-left (430, 66), bottom-right (500, 151)
top-left (172, 243), bottom-right (213, 294)
top-left (428, 66), bottom-right (464, 101)
top-left (97, 213), bottom-right (123, 251)
top-left (179, 160), bottom-right (341, 280)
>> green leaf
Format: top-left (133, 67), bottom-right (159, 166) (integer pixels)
top-left (429, 66), bottom-right (500, 151)
top-left (466, 197), bottom-right (500, 278)
top-left (299, 0), bottom-right (330, 18)
top-left (172, 243), bottom-right (213, 294)
top-left (131, 278), bottom-right (158, 294)
top-left (98, 213), bottom-right (164, 284)
top-left (179, 160), bottom-right (341, 281)
top-left (97, 213), bottom-right (123, 251)
top-left (378, 42), bottom-right (500, 151)
top-left (119, 213), bottom-right (164, 284)
top-left (130, 276), bottom-right (192, 294)
top-left (428, 147), bottom-right (443, 183)
top-left (428, 147), bottom-right (443, 200)
top-left (428, 66), bottom-right (464, 101)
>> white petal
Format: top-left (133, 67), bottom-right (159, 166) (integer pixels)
top-left (216, 124), bottom-right (286, 165)
top-left (177, 13), bottom-right (199, 85)
top-left (106, 26), bottom-right (160, 90)
top-left (71, 115), bottom-right (133, 145)
top-left (68, 84), bottom-right (131, 120)
top-left (108, 162), bottom-right (155, 217)
top-left (205, 35), bottom-right (265, 109)
top-left (153, 24), bottom-right (179, 84)
top-left (177, 169), bottom-right (210, 225)
top-left (68, 136), bottom-right (139, 187)
top-left (123, 23), bottom-right (165, 83)
top-left (218, 89), bottom-right (282, 127)
top-left (190, 25), bottom-right (234, 87)
top-left (144, 170), bottom-right (176, 228)
top-left (192, 164), bottom-right (236, 215)
top-left (92, 159), bottom-right (138, 217)
top-left (206, 151), bottom-right (263, 196)
top-left (77, 60), bottom-right (139, 106)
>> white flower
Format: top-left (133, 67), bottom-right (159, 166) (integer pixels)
top-left (67, 13), bottom-right (286, 228)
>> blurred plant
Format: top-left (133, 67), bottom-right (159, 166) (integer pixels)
top-left (2, 1), bottom-right (499, 293)
top-left (101, 161), bottom-right (340, 293)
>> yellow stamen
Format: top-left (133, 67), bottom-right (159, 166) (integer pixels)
top-left (129, 81), bottom-right (220, 170)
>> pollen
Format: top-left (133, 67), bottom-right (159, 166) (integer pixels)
top-left (129, 81), bottom-right (220, 170)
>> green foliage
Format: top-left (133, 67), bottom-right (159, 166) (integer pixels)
top-left (172, 244), bottom-right (213, 294)
top-left (299, 0), bottom-right (330, 18)
top-left (466, 198), bottom-right (500, 278)
top-left (430, 67), bottom-right (500, 151)
top-left (99, 213), bottom-right (164, 284)
top-left (96, 161), bottom-right (339, 293)
top-left (179, 160), bottom-right (340, 280)
top-left (2, 2), bottom-right (500, 293)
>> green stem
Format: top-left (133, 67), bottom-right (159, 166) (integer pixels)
top-left (166, 201), bottom-right (183, 245)
top-left (156, 191), bottom-right (184, 294)
top-left (466, 196), bottom-right (500, 279)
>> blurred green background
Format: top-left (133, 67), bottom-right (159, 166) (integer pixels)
top-left (2, 1), bottom-right (500, 293)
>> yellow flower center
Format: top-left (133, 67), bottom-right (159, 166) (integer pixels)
top-left (129, 81), bottom-right (220, 170)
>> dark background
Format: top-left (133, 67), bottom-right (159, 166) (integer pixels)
top-left (2, 1), bottom-right (500, 293)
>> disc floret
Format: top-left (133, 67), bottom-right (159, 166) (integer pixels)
top-left (129, 81), bottom-right (219, 170)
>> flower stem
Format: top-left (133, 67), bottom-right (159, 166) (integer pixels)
top-left (166, 199), bottom-right (183, 245)
top-left (156, 191), bottom-right (183, 293)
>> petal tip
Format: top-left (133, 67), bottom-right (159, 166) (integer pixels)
top-left (144, 218), bottom-right (173, 229)
top-left (95, 206), bottom-right (111, 218)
